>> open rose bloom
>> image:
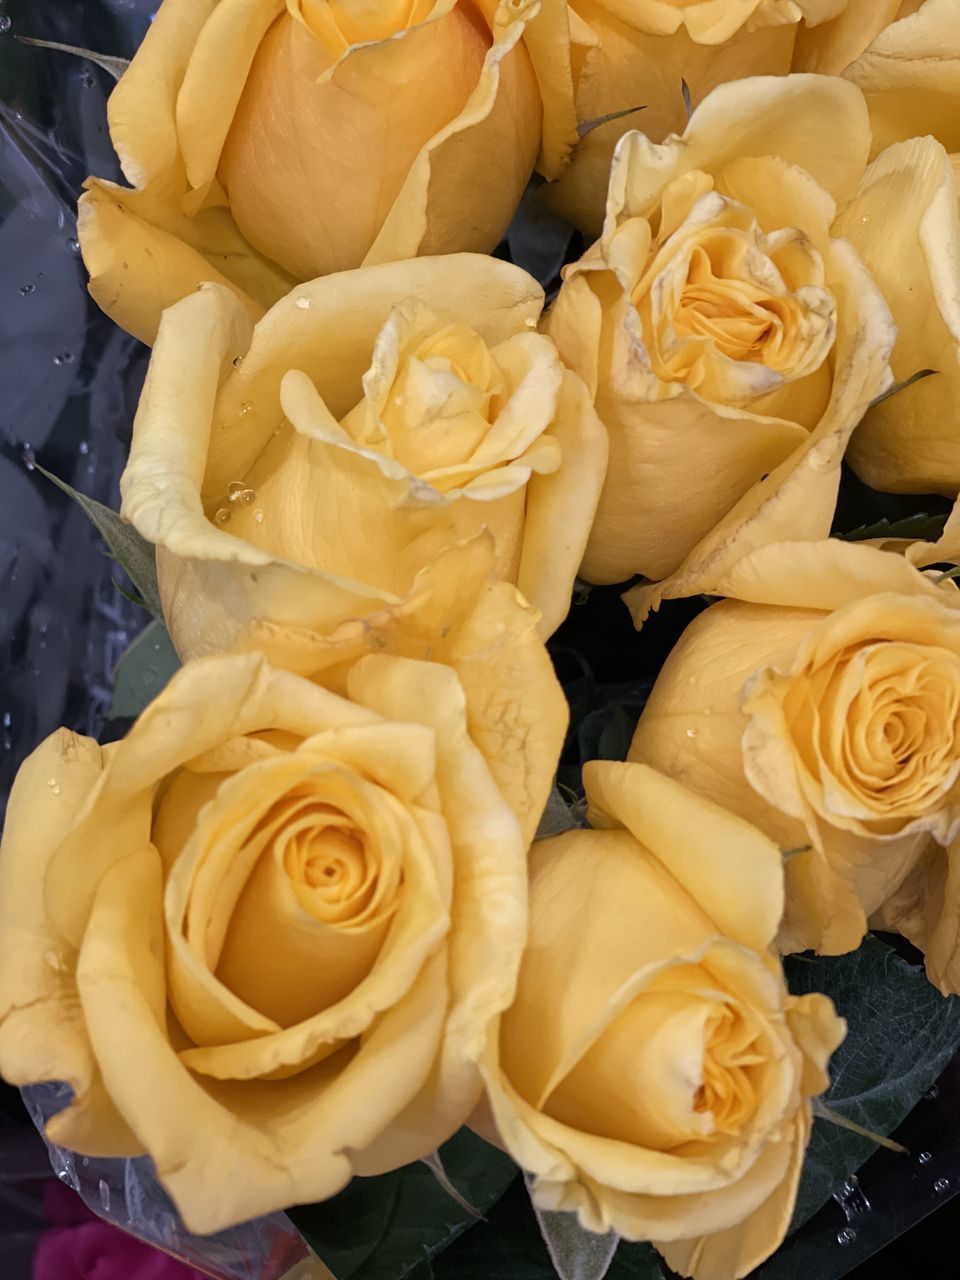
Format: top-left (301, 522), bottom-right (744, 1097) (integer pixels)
top-left (6, 3), bottom-right (960, 1278)
top-left (547, 75), bottom-right (894, 607)
top-left (482, 762), bottom-right (845, 1280)
top-left (0, 648), bottom-right (556, 1232)
top-left (631, 539), bottom-right (960, 973)
top-left (120, 255), bottom-right (606, 658)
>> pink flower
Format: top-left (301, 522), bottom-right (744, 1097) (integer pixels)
top-left (35, 1182), bottom-right (207, 1280)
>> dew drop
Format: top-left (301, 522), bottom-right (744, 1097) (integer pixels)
top-left (524, 317), bottom-right (537, 328)
top-left (0, 17), bottom-right (11, 33)
top-left (227, 480), bottom-right (247, 500)
top-left (686, 728), bottom-right (698, 739)
top-left (78, 440), bottom-right (90, 456)
top-left (67, 237), bottom-right (80, 254)
top-left (98, 1179), bottom-right (111, 1213)
top-left (295, 296), bottom-right (312, 310)
top-left (918, 1151), bottom-right (933, 1165)
top-left (214, 507), bottom-right (231, 526)
top-left (232, 354), bottom-right (244, 367)
top-left (925, 1084), bottom-right (940, 1101)
top-left (52, 351), bottom-right (75, 367)
top-left (46, 777), bottom-right (61, 795)
top-left (21, 443), bottom-right (36, 471)
top-left (81, 1157), bottom-right (90, 1168)
top-left (239, 402), bottom-right (253, 417)
top-left (836, 1228), bottom-right (856, 1247)
top-left (19, 282), bottom-right (35, 296)
top-left (239, 488), bottom-right (256, 505)
top-left (253, 509), bottom-right (264, 524)
top-left (934, 1177), bottom-right (950, 1194)
top-left (1, 712), bottom-right (12, 751)
top-left (79, 69), bottom-right (95, 88)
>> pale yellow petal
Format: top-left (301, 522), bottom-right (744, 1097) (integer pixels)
top-left (78, 183), bottom-right (269, 347)
top-left (202, 255), bottom-right (543, 506)
top-left (792, 0), bottom-right (903, 75)
top-left (584, 761), bottom-right (785, 953)
top-left (175, 0), bottom-right (285, 192)
top-left (362, 8), bottom-right (540, 266)
top-left (0, 730), bottom-right (141, 1156)
top-left (835, 136), bottom-right (960, 496)
top-left (106, 0), bottom-right (220, 187)
top-left (843, 0), bottom-right (960, 156)
top-left (625, 238), bottom-right (894, 623)
top-left (518, 369), bottom-right (608, 632)
top-left (77, 841), bottom-right (449, 1232)
top-left (498, 827), bottom-right (715, 1113)
top-left (345, 654), bottom-right (528, 1168)
top-left (544, 20), bottom-right (799, 237)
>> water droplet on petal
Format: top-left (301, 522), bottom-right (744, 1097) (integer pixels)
top-left (19, 282), bottom-right (35, 296)
top-left (67, 237), bottom-right (80, 254)
top-left (0, 17), bottom-right (12, 33)
top-left (686, 728), bottom-right (698, 739)
top-left (240, 488), bottom-right (256, 505)
top-left (836, 1228), bottom-right (856, 1247)
top-left (227, 480), bottom-right (246, 500)
top-left (295, 296), bottom-right (312, 310)
top-left (934, 1178), bottom-right (950, 1194)
top-left (232, 355), bottom-right (244, 367)
top-left (46, 777), bottom-right (61, 795)
top-left (21, 444), bottom-right (35, 471)
top-left (253, 509), bottom-right (264, 524)
top-left (918, 1151), bottom-right (933, 1165)
top-left (78, 440), bottom-right (90, 456)
top-left (214, 508), bottom-right (231, 526)
top-left (926, 1084), bottom-right (940, 1101)
top-left (52, 351), bottom-right (75, 367)
top-left (524, 317), bottom-right (537, 328)
top-left (239, 402), bottom-right (253, 417)
top-left (98, 1179), bottom-right (111, 1212)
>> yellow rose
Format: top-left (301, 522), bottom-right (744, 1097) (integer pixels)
top-left (544, 0), bottom-right (849, 237)
top-left (793, 0), bottom-right (926, 79)
top-left (546, 75), bottom-right (894, 605)
top-left (629, 539), bottom-right (960, 971)
top-left (78, 0), bottom-right (580, 345)
top-left (820, 3), bottom-right (960, 495)
top-left (119, 255), bottom-right (607, 653)
top-left (0, 646), bottom-right (540, 1232)
top-left (481, 761), bottom-right (845, 1280)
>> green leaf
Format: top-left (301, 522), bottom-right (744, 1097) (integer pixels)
top-left (16, 36), bottom-right (129, 80)
top-left (405, 1176), bottom-right (663, 1280)
top-left (867, 367), bottom-right (938, 411)
top-left (110, 622), bottom-right (181, 719)
top-left (290, 1129), bottom-right (517, 1280)
top-left (785, 934), bottom-right (960, 1230)
top-left (36, 466), bottom-right (162, 619)
top-left (838, 511), bottom-right (949, 545)
top-left (535, 786), bottom-right (579, 840)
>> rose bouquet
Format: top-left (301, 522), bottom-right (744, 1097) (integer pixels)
top-left (1, 2), bottom-right (960, 1280)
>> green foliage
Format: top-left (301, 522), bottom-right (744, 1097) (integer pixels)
top-left (110, 621), bottom-right (181, 719)
top-left (290, 1130), bottom-right (518, 1280)
top-left (838, 511), bottom-right (948, 545)
top-left (36, 466), bottom-right (162, 619)
top-left (786, 934), bottom-right (960, 1229)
